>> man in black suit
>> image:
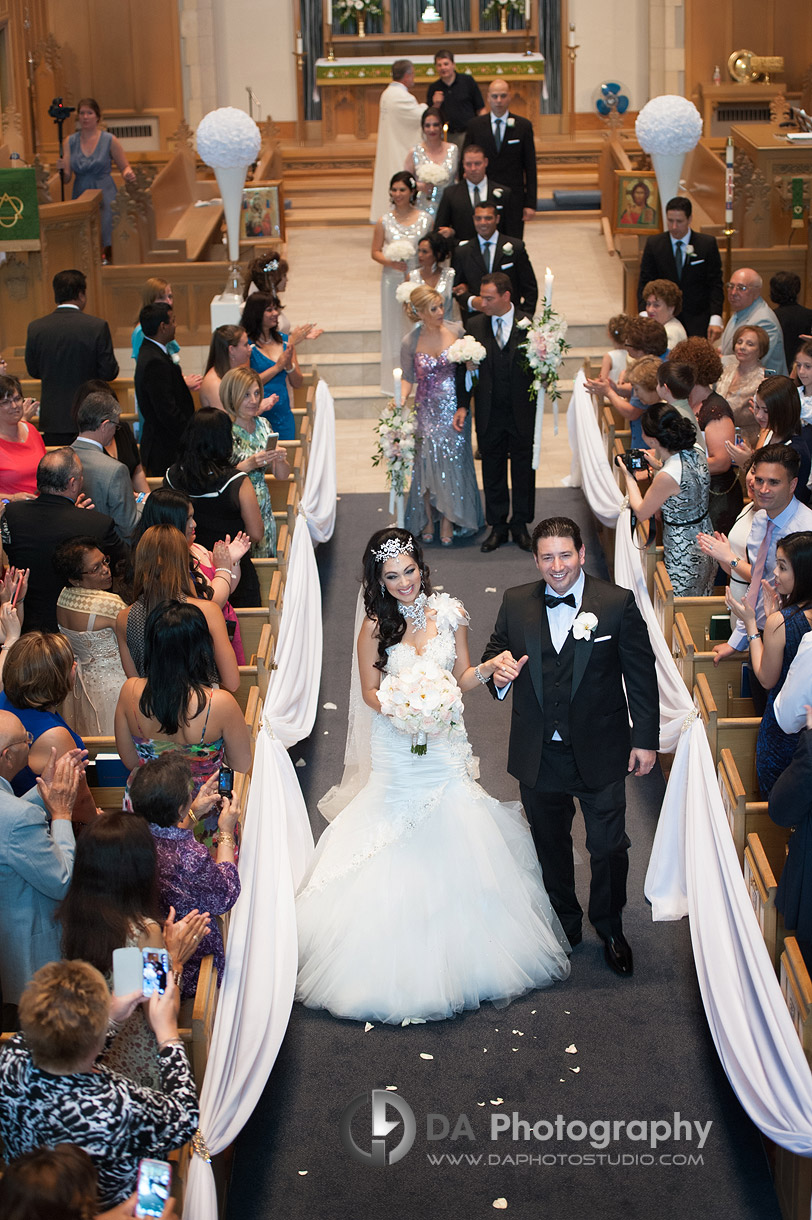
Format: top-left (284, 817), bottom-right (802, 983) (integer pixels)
top-left (24, 269), bottom-right (119, 446)
top-left (462, 79), bottom-right (537, 238)
top-left (425, 49), bottom-right (484, 146)
top-left (1, 449), bottom-right (127, 632)
top-left (452, 200), bottom-right (538, 321)
top-left (435, 144), bottom-right (512, 245)
top-left (464, 273), bottom-right (535, 553)
top-left (637, 196), bottom-right (724, 341)
top-left (134, 302), bottom-right (195, 476)
top-left (483, 516), bottom-right (659, 975)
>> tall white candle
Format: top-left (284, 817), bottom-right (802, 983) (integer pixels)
top-left (393, 367), bottom-right (402, 406)
top-left (296, 34), bottom-right (303, 54)
top-left (725, 137), bottom-right (734, 226)
top-left (544, 267), bottom-right (554, 307)
top-left (327, 0), bottom-right (333, 24)
top-left (568, 22), bottom-right (576, 47)
top-left (525, 0), bottom-right (530, 20)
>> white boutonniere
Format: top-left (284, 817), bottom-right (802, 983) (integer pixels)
top-left (684, 244), bottom-right (694, 256)
top-left (459, 239), bottom-right (469, 246)
top-left (493, 188), bottom-right (503, 198)
top-left (506, 117), bottom-right (515, 128)
top-left (502, 242), bottom-right (514, 255)
top-left (572, 611), bottom-right (598, 641)
top-left (516, 316), bottom-right (531, 330)
top-left (170, 352), bottom-right (181, 365)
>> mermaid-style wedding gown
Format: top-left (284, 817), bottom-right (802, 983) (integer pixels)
top-left (295, 594), bottom-right (571, 1024)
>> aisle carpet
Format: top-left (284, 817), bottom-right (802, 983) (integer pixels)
top-left (227, 492), bottom-right (780, 1220)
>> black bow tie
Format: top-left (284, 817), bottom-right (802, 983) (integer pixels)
top-left (545, 593), bottom-right (576, 609)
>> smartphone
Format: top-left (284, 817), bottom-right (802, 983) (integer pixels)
top-left (141, 948), bottom-right (170, 998)
top-left (734, 426), bottom-right (744, 446)
top-left (265, 431), bottom-right (279, 452)
top-left (218, 765), bottom-right (234, 797)
top-left (135, 1157), bottom-right (172, 1219)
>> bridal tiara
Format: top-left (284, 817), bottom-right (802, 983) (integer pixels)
top-left (373, 537), bottom-right (414, 562)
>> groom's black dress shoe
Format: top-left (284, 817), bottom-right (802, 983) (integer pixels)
top-left (565, 930), bottom-right (582, 953)
top-left (512, 526), bottom-right (533, 552)
top-left (603, 933), bottom-right (634, 976)
top-left (481, 528), bottom-right (508, 553)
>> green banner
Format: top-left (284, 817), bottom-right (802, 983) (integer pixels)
top-left (0, 168), bottom-right (40, 243)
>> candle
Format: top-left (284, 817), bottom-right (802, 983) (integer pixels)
top-left (525, 0), bottom-right (530, 19)
top-left (568, 22), bottom-right (576, 48)
top-left (296, 34), bottom-right (303, 54)
top-left (544, 267), bottom-right (554, 307)
top-left (725, 137), bottom-right (734, 226)
top-left (393, 367), bottom-right (402, 406)
top-left (327, 0), bottom-right (332, 23)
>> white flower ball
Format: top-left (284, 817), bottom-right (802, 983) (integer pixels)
top-left (635, 95), bottom-right (703, 155)
top-left (196, 108), bottom-right (262, 169)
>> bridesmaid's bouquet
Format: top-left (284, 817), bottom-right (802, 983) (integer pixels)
top-left (420, 163), bottom-right (451, 190)
top-left (377, 659), bottom-right (464, 756)
top-left (383, 239), bottom-right (416, 263)
top-left (448, 335), bottom-right (487, 386)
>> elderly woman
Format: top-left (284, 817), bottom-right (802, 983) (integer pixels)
top-left (642, 278), bottom-right (687, 348)
top-left (619, 403), bottom-right (716, 596)
top-left (129, 753), bottom-right (241, 1001)
top-left (0, 374), bottom-right (45, 501)
top-left (53, 537), bottom-right (129, 736)
top-left (56, 97), bottom-right (136, 260)
top-left (716, 324), bottom-right (770, 445)
top-left (0, 959), bottom-right (198, 1209)
top-left (220, 366), bottom-right (290, 559)
top-left (198, 324), bottom-right (252, 411)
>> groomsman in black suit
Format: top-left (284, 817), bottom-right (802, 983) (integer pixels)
top-left (462, 79), bottom-right (537, 238)
top-left (134, 302), bottom-right (195, 476)
top-left (637, 196), bottom-right (724, 341)
top-left (452, 201), bottom-right (538, 322)
top-left (464, 273), bottom-right (536, 553)
top-left (434, 145), bottom-right (512, 244)
top-left (483, 517), bottom-right (659, 975)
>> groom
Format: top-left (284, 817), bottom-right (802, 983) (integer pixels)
top-left (482, 517), bottom-right (659, 975)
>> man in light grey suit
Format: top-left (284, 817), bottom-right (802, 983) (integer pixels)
top-left (0, 710), bottom-right (83, 1014)
top-left (71, 391), bottom-right (141, 543)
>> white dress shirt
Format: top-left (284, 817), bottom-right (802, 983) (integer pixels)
top-left (729, 497), bottom-right (812, 649)
top-left (775, 633), bottom-right (812, 734)
top-left (496, 570), bottom-right (585, 706)
top-left (467, 176), bottom-right (490, 207)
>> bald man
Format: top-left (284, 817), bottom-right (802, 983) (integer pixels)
top-left (719, 268), bottom-right (787, 375)
top-left (0, 711), bottom-right (83, 1011)
top-left (462, 79), bottom-right (537, 238)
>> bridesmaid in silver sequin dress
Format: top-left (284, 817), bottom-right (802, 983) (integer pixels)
top-left (372, 172), bottom-right (431, 395)
top-left (408, 232), bottom-right (458, 323)
top-left (406, 108), bottom-right (459, 220)
top-left (401, 286), bottom-right (484, 545)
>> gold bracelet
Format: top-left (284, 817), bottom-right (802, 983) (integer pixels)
top-left (216, 831), bottom-right (236, 848)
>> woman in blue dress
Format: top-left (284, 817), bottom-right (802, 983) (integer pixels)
top-left (241, 293), bottom-right (315, 440)
top-left (726, 530), bottom-right (812, 796)
top-left (58, 97), bottom-right (136, 260)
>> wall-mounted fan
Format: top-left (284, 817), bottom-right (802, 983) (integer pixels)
top-left (591, 81), bottom-right (630, 117)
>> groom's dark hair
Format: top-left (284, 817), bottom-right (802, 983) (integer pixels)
top-left (532, 517), bottom-right (583, 554)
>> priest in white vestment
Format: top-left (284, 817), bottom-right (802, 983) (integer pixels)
top-left (369, 60), bottom-right (427, 223)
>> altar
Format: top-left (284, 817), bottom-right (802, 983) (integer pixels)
top-left (315, 52), bottom-right (545, 143)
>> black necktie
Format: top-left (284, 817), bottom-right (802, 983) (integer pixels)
top-left (674, 240), bottom-right (684, 280)
top-left (472, 184), bottom-right (481, 208)
top-left (545, 593), bottom-right (576, 609)
top-left (494, 118), bottom-right (503, 152)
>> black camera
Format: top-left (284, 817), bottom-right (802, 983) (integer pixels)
top-left (48, 97), bottom-right (75, 123)
top-left (616, 448), bottom-right (649, 473)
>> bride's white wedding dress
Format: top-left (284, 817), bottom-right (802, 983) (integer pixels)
top-left (295, 594), bottom-right (571, 1024)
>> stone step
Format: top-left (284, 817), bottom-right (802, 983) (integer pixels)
top-left (330, 377), bottom-right (582, 419)
top-left (286, 205), bottom-right (370, 227)
top-left (309, 351), bottom-right (381, 386)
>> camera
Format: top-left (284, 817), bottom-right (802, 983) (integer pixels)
top-left (48, 97), bottom-right (75, 123)
top-left (615, 448), bottom-right (649, 473)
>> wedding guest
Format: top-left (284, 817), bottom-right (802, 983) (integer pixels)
top-left (220, 366), bottom-right (290, 560)
top-left (793, 340), bottom-right (812, 425)
top-left (698, 462), bottom-right (757, 620)
top-left (198, 324), bottom-right (252, 411)
top-left (716, 324), bottom-right (771, 446)
top-left (770, 271), bottom-right (812, 375)
top-left (57, 98), bottom-right (136, 261)
top-left (642, 279), bottom-right (687, 347)
top-left (637, 196), bottom-right (724, 339)
top-left (585, 317), bottom-right (668, 449)
top-left (719, 268), bottom-right (786, 376)
top-left (769, 710), bottom-right (812, 966)
top-left (0, 1145), bottom-right (103, 1220)
top-left (72, 380), bottom-right (148, 499)
top-left (243, 251), bottom-right (289, 307)
top-left (242, 293), bottom-right (316, 439)
top-left (0, 374), bottom-right (45, 501)
top-left (654, 360), bottom-right (703, 445)
top-left (134, 304), bottom-right (195, 476)
top-left (70, 392), bottom-right (142, 543)
top-left (407, 232), bottom-right (457, 321)
top-left (725, 374), bottom-right (812, 504)
top-left (600, 314), bottom-right (630, 382)
top-left (371, 171), bottom-right (431, 395)
top-left (405, 107), bottom-right (458, 220)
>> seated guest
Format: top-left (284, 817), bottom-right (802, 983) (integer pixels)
top-left (654, 360), bottom-right (703, 446)
top-left (134, 303), bottom-right (195, 477)
top-left (619, 404), bottom-right (715, 596)
top-left (165, 408), bottom-right (264, 605)
top-left (54, 537), bottom-right (129, 736)
top-left (726, 532), bottom-right (812, 795)
top-left (0, 374), bottom-right (45, 501)
top-left (670, 336), bottom-right (743, 534)
top-left (794, 340), bottom-right (812, 425)
top-left (115, 600), bottom-right (252, 823)
top-left (116, 525), bottom-right (240, 691)
top-left (716, 324), bottom-right (770, 445)
top-left (71, 392), bottom-right (142, 543)
top-left (0, 1144), bottom-right (178, 1220)
top-left (0, 633), bottom-right (97, 821)
top-left (72, 379), bottom-right (148, 499)
top-left (198, 324), bottom-right (252, 411)
top-left (129, 754), bottom-right (241, 1001)
top-left (585, 317), bottom-right (668, 449)
top-left (769, 712), bottom-right (812, 968)
top-left (720, 268), bottom-right (786, 375)
top-left (770, 271), bottom-right (812, 377)
top-left (0, 959), bottom-right (198, 1210)
top-left (57, 811), bottom-right (210, 1088)
top-left (0, 712), bottom-right (83, 1010)
top-left (725, 374), bottom-right (812, 504)
top-left (599, 314), bottom-right (630, 382)
top-left (641, 279), bottom-right (687, 348)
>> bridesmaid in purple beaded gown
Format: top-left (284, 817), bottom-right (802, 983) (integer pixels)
top-left (401, 286), bottom-right (484, 545)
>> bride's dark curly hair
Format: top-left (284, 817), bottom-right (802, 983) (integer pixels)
top-left (362, 528), bottom-right (432, 670)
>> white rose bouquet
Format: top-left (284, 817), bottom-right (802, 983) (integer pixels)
top-left (396, 281), bottom-right (418, 306)
top-left (372, 398), bottom-right (416, 498)
top-left (419, 163), bottom-right (450, 189)
top-left (519, 304), bottom-right (570, 402)
top-left (377, 658), bottom-right (465, 755)
top-left (383, 239), bottom-right (416, 263)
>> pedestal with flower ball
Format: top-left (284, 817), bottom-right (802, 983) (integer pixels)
top-left (634, 96), bottom-right (703, 227)
top-left (196, 107), bottom-right (262, 330)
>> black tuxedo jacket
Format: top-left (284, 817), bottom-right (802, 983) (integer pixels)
top-left (452, 234), bottom-right (538, 320)
top-left (637, 230), bottom-right (724, 338)
top-left (462, 114), bottom-right (537, 236)
top-left (135, 340), bottom-right (195, 476)
top-left (483, 574), bottom-right (659, 790)
top-left (433, 179), bottom-right (512, 243)
top-left (464, 309), bottom-right (535, 438)
top-left (1, 494), bottom-right (127, 632)
top-left (24, 307), bottom-right (119, 435)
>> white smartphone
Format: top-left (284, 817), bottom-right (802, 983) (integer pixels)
top-left (135, 1157), bottom-right (172, 1219)
top-left (112, 946), bottom-right (142, 996)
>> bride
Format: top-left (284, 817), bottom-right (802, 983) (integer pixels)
top-left (295, 528), bottom-right (571, 1025)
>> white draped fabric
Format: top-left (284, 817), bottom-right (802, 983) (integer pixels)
top-left (568, 370), bottom-right (812, 1180)
top-left (183, 383), bottom-right (336, 1220)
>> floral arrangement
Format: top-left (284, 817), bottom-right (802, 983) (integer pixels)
top-left (518, 305), bottom-right (570, 401)
top-left (447, 336), bottom-right (487, 367)
top-left (395, 281), bottom-right (418, 305)
top-left (635, 95), bottom-right (703, 155)
top-left (419, 163), bottom-right (450, 189)
top-left (334, 0), bottom-right (382, 23)
top-left (371, 398), bottom-right (415, 499)
top-left (377, 658), bottom-right (464, 755)
top-left (482, 0), bottom-right (524, 18)
top-left (196, 107), bottom-right (262, 169)
top-left (383, 238), bottom-right (416, 263)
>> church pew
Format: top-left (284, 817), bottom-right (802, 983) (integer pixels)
top-left (255, 623), bottom-right (276, 701)
top-left (653, 560), bottom-right (727, 650)
top-left (695, 672), bottom-right (761, 775)
top-left (243, 684), bottom-right (263, 740)
top-left (673, 612), bottom-right (746, 707)
top-left (234, 608), bottom-right (270, 665)
top-left (780, 937), bottom-right (812, 1071)
top-left (600, 404), bottom-right (630, 462)
top-left (744, 832), bottom-right (784, 972)
top-left (268, 477), bottom-right (299, 537)
top-left (717, 747), bottom-right (789, 871)
top-left (178, 954), bottom-right (218, 1094)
